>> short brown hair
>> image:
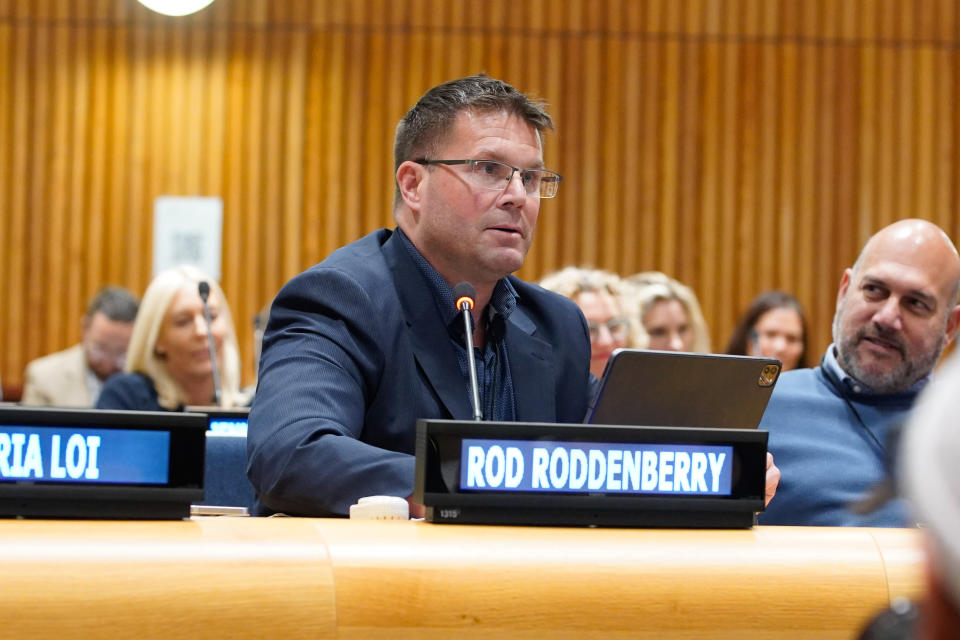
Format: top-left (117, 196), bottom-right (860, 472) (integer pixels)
top-left (393, 74), bottom-right (553, 206)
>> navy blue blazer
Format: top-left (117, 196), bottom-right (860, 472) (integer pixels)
top-left (247, 228), bottom-right (591, 516)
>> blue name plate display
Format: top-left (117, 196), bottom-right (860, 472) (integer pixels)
top-left (415, 420), bottom-right (768, 529)
top-left (0, 407), bottom-right (206, 520)
top-left (185, 407), bottom-right (250, 436)
top-left (0, 425), bottom-right (170, 485)
top-left (460, 439), bottom-right (733, 496)
top-left (208, 419), bottom-right (248, 436)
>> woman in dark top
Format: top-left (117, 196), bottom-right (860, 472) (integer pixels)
top-left (725, 291), bottom-right (808, 371)
top-left (97, 265), bottom-right (245, 411)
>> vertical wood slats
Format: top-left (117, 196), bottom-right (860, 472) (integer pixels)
top-left (2, 0), bottom-right (960, 390)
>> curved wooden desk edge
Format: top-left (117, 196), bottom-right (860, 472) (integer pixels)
top-left (867, 526), bottom-right (926, 602)
top-left (0, 517), bottom-right (925, 639)
top-left (311, 520), bottom-right (925, 639)
top-left (0, 517), bottom-right (336, 639)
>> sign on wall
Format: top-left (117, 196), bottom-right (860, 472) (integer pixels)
top-left (152, 196), bottom-right (223, 280)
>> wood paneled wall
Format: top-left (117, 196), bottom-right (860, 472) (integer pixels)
top-left (2, 0), bottom-right (959, 389)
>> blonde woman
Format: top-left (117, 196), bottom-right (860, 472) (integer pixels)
top-left (540, 267), bottom-right (639, 379)
top-left (96, 266), bottom-right (244, 411)
top-left (623, 271), bottom-right (711, 353)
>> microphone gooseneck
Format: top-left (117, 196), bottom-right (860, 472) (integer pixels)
top-left (197, 281), bottom-right (222, 406)
top-left (453, 281), bottom-right (483, 422)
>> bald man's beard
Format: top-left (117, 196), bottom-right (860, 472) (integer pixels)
top-left (832, 301), bottom-right (948, 394)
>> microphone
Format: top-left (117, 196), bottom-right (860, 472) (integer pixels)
top-left (197, 281), bottom-right (222, 406)
top-left (453, 282), bottom-right (482, 422)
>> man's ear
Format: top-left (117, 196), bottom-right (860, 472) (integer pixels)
top-left (945, 305), bottom-right (960, 346)
top-left (396, 161), bottom-right (426, 212)
top-left (836, 268), bottom-right (853, 307)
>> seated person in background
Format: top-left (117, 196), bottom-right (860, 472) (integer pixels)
top-left (539, 267), bottom-right (637, 379)
top-left (725, 291), bottom-right (809, 371)
top-left (96, 265), bottom-right (245, 411)
top-left (248, 75), bottom-right (591, 518)
top-left (22, 286), bottom-right (138, 407)
top-left (900, 352), bottom-right (960, 639)
top-left (759, 219), bottom-right (960, 527)
top-left (623, 271), bottom-right (711, 352)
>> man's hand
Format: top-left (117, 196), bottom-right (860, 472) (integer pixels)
top-left (765, 452), bottom-right (780, 507)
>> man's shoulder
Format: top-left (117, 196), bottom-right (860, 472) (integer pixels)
top-left (761, 367), bottom-right (834, 421)
top-left (319, 228), bottom-right (392, 266)
top-left (25, 344), bottom-right (85, 376)
top-left (287, 229), bottom-right (395, 290)
top-left (771, 366), bottom-right (824, 393)
top-left (268, 229), bottom-right (407, 345)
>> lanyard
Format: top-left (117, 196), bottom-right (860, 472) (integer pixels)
top-left (819, 357), bottom-right (887, 455)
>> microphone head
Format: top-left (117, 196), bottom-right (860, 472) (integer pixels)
top-left (198, 281), bottom-right (210, 302)
top-left (453, 282), bottom-right (476, 311)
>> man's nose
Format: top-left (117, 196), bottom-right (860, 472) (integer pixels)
top-left (873, 297), bottom-right (903, 332)
top-left (500, 171), bottom-right (528, 206)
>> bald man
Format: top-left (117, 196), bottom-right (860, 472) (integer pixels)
top-left (759, 219), bottom-right (960, 527)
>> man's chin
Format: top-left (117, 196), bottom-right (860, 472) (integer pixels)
top-left (482, 251), bottom-right (527, 278)
top-left (850, 361), bottom-right (911, 393)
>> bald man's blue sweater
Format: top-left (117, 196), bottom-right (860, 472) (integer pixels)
top-left (758, 363), bottom-right (915, 527)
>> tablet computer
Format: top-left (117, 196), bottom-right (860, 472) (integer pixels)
top-left (586, 349), bottom-right (781, 429)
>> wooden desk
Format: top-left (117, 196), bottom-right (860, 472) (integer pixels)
top-left (0, 518), bottom-right (923, 639)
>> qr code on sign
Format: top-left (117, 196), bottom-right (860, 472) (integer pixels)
top-left (172, 232), bottom-right (204, 264)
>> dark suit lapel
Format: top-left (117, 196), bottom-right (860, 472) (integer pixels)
top-left (382, 231), bottom-right (472, 420)
top-left (505, 306), bottom-right (555, 422)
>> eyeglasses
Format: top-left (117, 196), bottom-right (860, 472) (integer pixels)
top-left (415, 158), bottom-right (563, 199)
top-left (587, 318), bottom-right (629, 342)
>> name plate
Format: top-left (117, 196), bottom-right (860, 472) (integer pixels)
top-left (460, 439), bottom-right (734, 496)
top-left (0, 425), bottom-right (170, 484)
top-left (414, 420), bottom-right (767, 528)
top-left (0, 407), bottom-right (205, 520)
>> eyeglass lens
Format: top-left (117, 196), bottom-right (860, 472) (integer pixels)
top-left (468, 161), bottom-right (560, 198)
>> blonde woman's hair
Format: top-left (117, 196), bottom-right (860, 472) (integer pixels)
top-left (124, 265), bottom-right (243, 409)
top-left (622, 271), bottom-right (712, 353)
top-left (539, 267), bottom-right (644, 348)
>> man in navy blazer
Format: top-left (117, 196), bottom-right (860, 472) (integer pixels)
top-left (248, 75), bottom-right (591, 517)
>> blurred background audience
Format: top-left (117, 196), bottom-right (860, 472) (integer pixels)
top-left (539, 267), bottom-right (638, 379)
top-left (21, 286), bottom-right (139, 407)
top-left (96, 265), bottom-right (244, 411)
top-left (725, 291), bottom-right (809, 371)
top-left (623, 272), bottom-right (711, 353)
